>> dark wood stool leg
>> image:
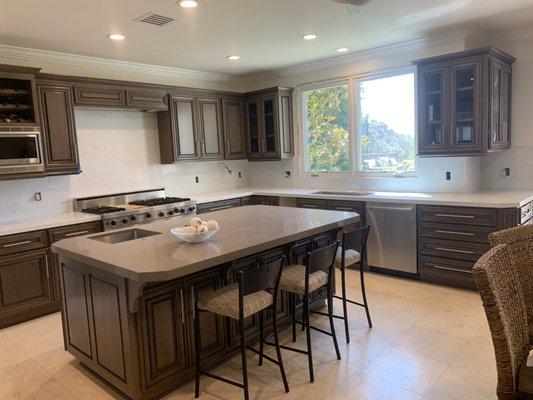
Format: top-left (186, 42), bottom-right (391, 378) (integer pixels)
top-left (328, 283), bottom-right (341, 360)
top-left (239, 317), bottom-right (250, 400)
top-left (194, 306), bottom-right (201, 398)
top-left (291, 293), bottom-right (297, 343)
top-left (272, 305), bottom-right (290, 393)
top-left (303, 294), bottom-right (314, 382)
top-left (359, 262), bottom-right (373, 328)
top-left (340, 265), bottom-right (350, 343)
top-left (258, 310), bottom-right (264, 366)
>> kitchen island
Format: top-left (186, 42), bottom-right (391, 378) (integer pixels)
top-left (52, 205), bottom-right (359, 400)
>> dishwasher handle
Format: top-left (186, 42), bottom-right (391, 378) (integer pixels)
top-left (366, 205), bottom-right (415, 213)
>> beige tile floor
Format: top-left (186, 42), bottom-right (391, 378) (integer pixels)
top-left (0, 270), bottom-right (498, 400)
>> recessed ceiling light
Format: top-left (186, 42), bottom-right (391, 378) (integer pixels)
top-left (226, 55), bottom-right (240, 61)
top-left (336, 47), bottom-right (349, 53)
top-left (302, 34), bottom-right (318, 40)
top-left (179, 0), bottom-right (198, 8)
top-left (107, 34), bottom-right (126, 41)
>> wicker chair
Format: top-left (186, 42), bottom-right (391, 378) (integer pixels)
top-left (473, 242), bottom-right (533, 399)
top-left (490, 225), bottom-right (533, 343)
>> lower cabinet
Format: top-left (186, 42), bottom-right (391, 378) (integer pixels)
top-left (196, 197), bottom-right (242, 214)
top-left (0, 248), bottom-right (56, 327)
top-left (251, 195), bottom-right (280, 206)
top-left (296, 198), bottom-right (365, 228)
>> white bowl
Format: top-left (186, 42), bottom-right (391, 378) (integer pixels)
top-left (171, 226), bottom-right (219, 243)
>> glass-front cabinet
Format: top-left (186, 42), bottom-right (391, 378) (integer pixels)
top-left (245, 87), bottom-right (293, 160)
top-left (414, 47), bottom-right (514, 156)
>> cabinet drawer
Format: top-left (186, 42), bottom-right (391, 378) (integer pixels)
top-left (0, 230), bottom-right (48, 256)
top-left (49, 221), bottom-right (102, 243)
top-left (251, 195), bottom-right (279, 206)
top-left (126, 89), bottom-right (167, 110)
top-left (329, 200), bottom-right (364, 213)
top-left (418, 237), bottom-right (489, 261)
top-left (197, 198), bottom-right (241, 214)
top-left (418, 205), bottom-right (499, 227)
top-left (296, 198), bottom-right (329, 210)
top-left (419, 255), bottom-right (476, 290)
top-left (74, 84), bottom-right (126, 107)
top-left (418, 222), bottom-right (493, 244)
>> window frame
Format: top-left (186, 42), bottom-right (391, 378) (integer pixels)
top-left (299, 66), bottom-right (418, 178)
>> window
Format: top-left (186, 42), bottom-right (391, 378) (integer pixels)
top-left (301, 71), bottom-right (416, 175)
top-left (302, 84), bottom-right (350, 172)
top-left (358, 73), bottom-right (416, 173)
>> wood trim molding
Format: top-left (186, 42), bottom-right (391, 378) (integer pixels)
top-left (0, 44), bottom-right (234, 84)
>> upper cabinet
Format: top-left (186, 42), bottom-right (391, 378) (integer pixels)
top-left (245, 87), bottom-right (293, 160)
top-left (222, 99), bottom-right (247, 160)
top-left (37, 83), bottom-right (80, 175)
top-left (74, 83), bottom-right (167, 111)
top-left (413, 47), bottom-right (515, 157)
top-left (157, 93), bottom-right (224, 163)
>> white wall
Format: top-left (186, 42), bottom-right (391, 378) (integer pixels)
top-left (480, 35), bottom-right (533, 190)
top-left (247, 38), bottom-right (484, 193)
top-left (0, 109), bottom-right (248, 220)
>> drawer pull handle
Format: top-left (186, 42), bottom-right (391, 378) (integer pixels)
top-left (434, 230), bottom-right (475, 236)
top-left (434, 213), bottom-right (475, 219)
top-left (64, 230), bottom-right (89, 237)
top-left (45, 253), bottom-right (50, 279)
top-left (3, 240), bottom-right (33, 248)
top-left (434, 246), bottom-right (475, 255)
top-left (180, 289), bottom-right (185, 325)
top-left (210, 204), bottom-right (232, 211)
top-left (302, 204), bottom-right (319, 208)
top-left (429, 264), bottom-right (473, 275)
top-left (334, 207), bottom-right (354, 211)
top-left (191, 286), bottom-right (196, 319)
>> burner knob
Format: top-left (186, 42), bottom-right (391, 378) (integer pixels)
top-left (110, 220), bottom-right (117, 226)
top-left (159, 212), bottom-right (165, 217)
top-left (173, 207), bottom-right (180, 213)
top-left (122, 218), bottom-right (128, 224)
top-left (188, 206), bottom-right (196, 212)
top-left (130, 216), bottom-right (137, 221)
top-left (145, 213), bottom-right (152, 219)
top-left (180, 208), bottom-right (185, 213)
top-left (168, 210), bottom-right (174, 216)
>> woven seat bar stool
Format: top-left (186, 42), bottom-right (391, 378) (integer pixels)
top-left (278, 241), bottom-right (341, 383)
top-left (313, 225), bottom-right (372, 343)
top-left (194, 255), bottom-right (289, 400)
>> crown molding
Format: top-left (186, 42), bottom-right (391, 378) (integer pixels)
top-left (0, 44), bottom-right (235, 84)
top-left (240, 28), bottom-right (481, 86)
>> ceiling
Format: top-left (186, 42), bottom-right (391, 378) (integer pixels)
top-left (1, 0), bottom-right (533, 76)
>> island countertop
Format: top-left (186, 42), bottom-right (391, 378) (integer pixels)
top-left (52, 205), bottom-right (359, 283)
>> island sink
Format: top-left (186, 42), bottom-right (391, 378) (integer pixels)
top-left (90, 228), bottom-right (160, 244)
top-left (312, 190), bottom-right (374, 196)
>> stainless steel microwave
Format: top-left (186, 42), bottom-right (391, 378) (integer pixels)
top-left (0, 129), bottom-right (44, 174)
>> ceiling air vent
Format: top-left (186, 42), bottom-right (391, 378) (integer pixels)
top-left (135, 12), bottom-right (175, 27)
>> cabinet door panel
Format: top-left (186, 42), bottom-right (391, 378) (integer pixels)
top-left (74, 85), bottom-right (126, 107)
top-left (0, 249), bottom-right (52, 309)
top-left (126, 88), bottom-right (167, 110)
top-left (223, 100), bottom-right (246, 159)
top-left (247, 101), bottom-right (261, 158)
top-left (261, 97), bottom-right (280, 158)
top-left (38, 85), bottom-right (80, 175)
top-left (198, 99), bottom-right (223, 159)
top-left (418, 68), bottom-right (448, 154)
top-left (450, 62), bottom-right (482, 152)
top-left (500, 66), bottom-right (511, 146)
top-left (174, 97), bottom-right (198, 160)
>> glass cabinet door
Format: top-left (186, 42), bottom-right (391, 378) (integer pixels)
top-left (261, 97), bottom-right (279, 157)
top-left (490, 64), bottom-right (502, 145)
top-left (450, 62), bottom-right (481, 151)
top-left (247, 101), bottom-right (260, 157)
top-left (419, 69), bottom-right (447, 153)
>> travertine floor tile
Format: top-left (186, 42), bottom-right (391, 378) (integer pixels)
top-left (425, 366), bottom-right (497, 400)
top-left (0, 358), bottom-right (53, 400)
top-left (414, 309), bottom-right (485, 339)
top-left (451, 336), bottom-right (498, 380)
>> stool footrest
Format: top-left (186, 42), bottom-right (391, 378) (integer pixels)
top-left (246, 345), bottom-right (281, 366)
top-left (310, 310), bottom-right (345, 320)
top-left (332, 294), bottom-right (366, 308)
top-left (200, 370), bottom-right (245, 389)
top-left (265, 340), bottom-right (309, 355)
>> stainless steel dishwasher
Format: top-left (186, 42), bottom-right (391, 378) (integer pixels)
top-left (366, 202), bottom-right (417, 275)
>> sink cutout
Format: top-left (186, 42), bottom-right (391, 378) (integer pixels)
top-left (90, 228), bottom-right (161, 244)
top-left (312, 190), bottom-right (374, 196)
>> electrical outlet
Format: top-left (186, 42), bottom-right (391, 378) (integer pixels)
top-left (238, 171), bottom-right (242, 178)
top-left (34, 192), bottom-right (42, 201)
top-left (503, 168), bottom-right (511, 177)
top-left (446, 171), bottom-right (451, 181)
top-left (284, 170), bottom-right (291, 178)
top-left (195, 176), bottom-right (199, 183)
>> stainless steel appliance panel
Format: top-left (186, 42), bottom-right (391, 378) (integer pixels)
top-left (0, 128), bottom-right (43, 174)
top-left (366, 202), bottom-right (417, 274)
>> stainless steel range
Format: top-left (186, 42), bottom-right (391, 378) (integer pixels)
top-left (75, 188), bottom-right (197, 231)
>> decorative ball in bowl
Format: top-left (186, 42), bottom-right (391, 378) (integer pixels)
top-left (171, 217), bottom-right (220, 243)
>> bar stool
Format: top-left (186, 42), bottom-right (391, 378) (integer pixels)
top-left (333, 225), bottom-right (373, 343)
top-left (278, 241), bottom-right (341, 383)
top-left (194, 256), bottom-right (289, 400)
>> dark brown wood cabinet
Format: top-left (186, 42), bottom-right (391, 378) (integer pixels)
top-left (74, 83), bottom-right (126, 107)
top-left (222, 99), bottom-right (247, 159)
top-left (296, 198), bottom-right (365, 227)
top-left (251, 195), bottom-right (280, 206)
top-left (245, 87), bottom-right (293, 160)
top-left (158, 94), bottom-right (224, 163)
top-left (196, 198), bottom-right (243, 214)
top-left (37, 84), bottom-right (80, 175)
top-left (413, 47), bottom-right (515, 156)
top-left (125, 88), bottom-right (167, 111)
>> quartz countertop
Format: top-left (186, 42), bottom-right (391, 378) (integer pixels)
top-left (191, 187), bottom-right (533, 208)
top-left (0, 212), bottom-right (101, 237)
top-left (52, 205), bottom-right (359, 283)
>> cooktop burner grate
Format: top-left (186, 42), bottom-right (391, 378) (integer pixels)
top-left (129, 197), bottom-right (191, 207)
top-left (82, 206), bottom-right (127, 215)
